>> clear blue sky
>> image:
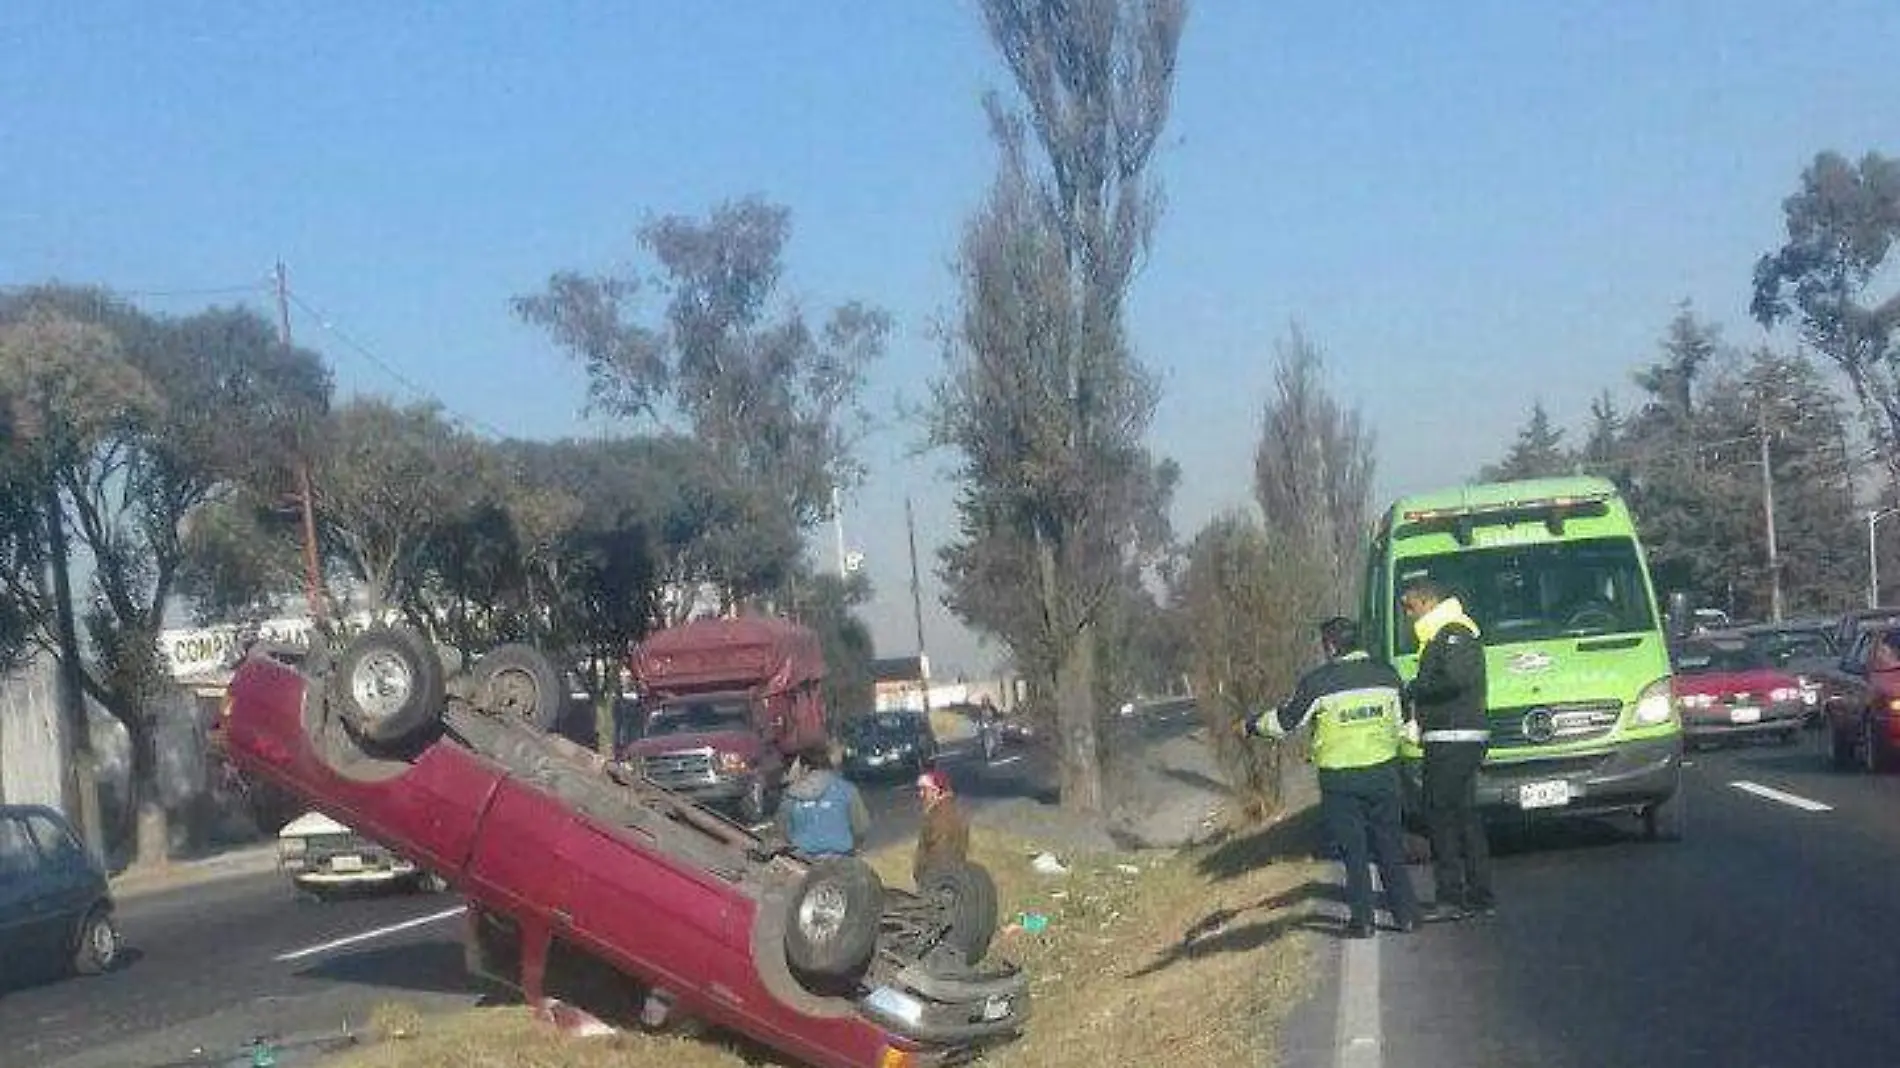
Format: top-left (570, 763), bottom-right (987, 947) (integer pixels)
top-left (4, 2), bottom-right (1895, 674)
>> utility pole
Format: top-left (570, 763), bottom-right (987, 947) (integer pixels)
top-left (905, 496), bottom-right (930, 716)
top-left (1758, 398), bottom-right (1784, 622)
top-left (275, 262), bottom-right (325, 623)
top-left (40, 392), bottom-right (103, 861)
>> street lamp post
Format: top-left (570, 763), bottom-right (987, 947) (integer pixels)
top-left (1869, 507), bottom-right (1900, 609)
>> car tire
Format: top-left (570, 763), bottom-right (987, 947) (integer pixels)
top-left (919, 861), bottom-right (1000, 964)
top-left (1862, 717), bottom-right (1891, 773)
top-left (1643, 791), bottom-right (1685, 842)
top-left (1831, 725), bottom-right (1857, 770)
top-left (784, 857), bottom-right (884, 979)
top-left (469, 644), bottom-right (564, 732)
top-left (332, 627), bottom-right (445, 746)
top-left (71, 908), bottom-right (121, 976)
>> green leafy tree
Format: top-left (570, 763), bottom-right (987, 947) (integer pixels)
top-left (1480, 401), bottom-right (1572, 481)
top-left (788, 571), bottom-right (877, 723)
top-left (515, 198), bottom-right (887, 609)
top-left (0, 288), bottom-right (329, 866)
top-left (1753, 150), bottom-right (1900, 473)
top-left (932, 0), bottom-right (1189, 817)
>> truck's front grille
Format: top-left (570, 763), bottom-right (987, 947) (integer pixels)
top-left (1488, 701), bottom-right (1622, 749)
top-left (641, 748), bottom-right (716, 789)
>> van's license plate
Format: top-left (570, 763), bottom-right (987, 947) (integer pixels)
top-left (1518, 781), bottom-right (1571, 809)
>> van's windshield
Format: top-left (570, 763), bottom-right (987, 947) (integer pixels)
top-left (1395, 536), bottom-right (1655, 654)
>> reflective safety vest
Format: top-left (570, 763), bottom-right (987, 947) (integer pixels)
top-left (1311, 677), bottom-right (1405, 771)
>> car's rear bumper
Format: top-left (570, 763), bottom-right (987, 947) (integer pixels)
top-left (1683, 716), bottom-right (1802, 740)
top-left (1403, 735), bottom-right (1683, 820)
top-left (862, 961), bottom-right (1031, 1050)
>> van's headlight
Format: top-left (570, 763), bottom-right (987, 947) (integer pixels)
top-left (1632, 679), bottom-right (1676, 727)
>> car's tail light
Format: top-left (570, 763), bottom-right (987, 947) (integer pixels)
top-left (716, 751), bottom-right (750, 774)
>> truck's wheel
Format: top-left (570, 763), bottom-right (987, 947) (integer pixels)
top-left (470, 644), bottom-right (564, 732)
top-left (919, 861), bottom-right (1000, 964)
top-left (333, 627), bottom-right (445, 746)
top-left (784, 858), bottom-right (883, 979)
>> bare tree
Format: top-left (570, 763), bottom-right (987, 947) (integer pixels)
top-left (934, 0), bottom-right (1188, 816)
top-left (1253, 327), bottom-right (1375, 609)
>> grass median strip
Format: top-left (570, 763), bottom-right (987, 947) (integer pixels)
top-left (324, 817), bottom-right (1326, 1068)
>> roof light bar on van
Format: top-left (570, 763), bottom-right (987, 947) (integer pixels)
top-left (1400, 491), bottom-right (1614, 524)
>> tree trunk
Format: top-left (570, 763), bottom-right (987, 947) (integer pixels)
top-left (1054, 620), bottom-right (1104, 815)
top-left (123, 714), bottom-right (171, 870)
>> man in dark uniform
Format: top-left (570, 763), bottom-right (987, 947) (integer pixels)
top-left (1400, 577), bottom-right (1495, 919)
top-left (1247, 617), bottom-right (1421, 938)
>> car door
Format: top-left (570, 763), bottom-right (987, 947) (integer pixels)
top-left (1825, 635), bottom-right (1872, 734)
top-left (0, 815), bottom-right (53, 968)
top-left (23, 812), bottom-right (98, 949)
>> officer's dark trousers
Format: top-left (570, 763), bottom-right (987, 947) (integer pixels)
top-left (1423, 741), bottom-right (1494, 908)
top-left (1319, 761), bottom-right (1419, 926)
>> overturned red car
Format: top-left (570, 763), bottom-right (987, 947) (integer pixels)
top-left (223, 627), bottom-right (1026, 1068)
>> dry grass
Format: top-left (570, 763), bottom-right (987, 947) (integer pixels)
top-left (325, 817), bottom-right (1328, 1068)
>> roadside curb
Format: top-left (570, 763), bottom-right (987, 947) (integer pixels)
top-left (110, 842), bottom-right (281, 900)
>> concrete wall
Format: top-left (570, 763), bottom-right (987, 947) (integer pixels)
top-left (0, 654), bottom-right (67, 810)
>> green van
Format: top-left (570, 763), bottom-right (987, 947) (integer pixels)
top-left (1363, 476), bottom-right (1684, 839)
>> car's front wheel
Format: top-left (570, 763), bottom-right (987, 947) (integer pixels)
top-left (332, 627), bottom-right (445, 747)
top-left (71, 908), bottom-right (121, 975)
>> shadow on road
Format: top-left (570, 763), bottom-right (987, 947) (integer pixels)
top-left (1127, 879), bottom-right (1340, 979)
top-left (0, 947), bottom-right (147, 997)
top-left (293, 940), bottom-right (478, 997)
top-left (1722, 748), bottom-right (1834, 776)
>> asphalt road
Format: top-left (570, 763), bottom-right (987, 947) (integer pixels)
top-left (0, 736), bottom-right (1054, 1068)
top-left (1283, 729), bottom-right (1900, 1068)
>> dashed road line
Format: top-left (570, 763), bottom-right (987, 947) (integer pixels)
top-left (1730, 780), bottom-right (1832, 813)
top-left (274, 905), bottom-right (468, 962)
top-left (987, 755), bottom-right (1023, 767)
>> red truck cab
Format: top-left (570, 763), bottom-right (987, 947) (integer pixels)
top-left (222, 629), bottom-right (1026, 1068)
top-left (622, 618), bottom-right (830, 824)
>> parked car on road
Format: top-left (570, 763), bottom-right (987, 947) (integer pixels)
top-left (0, 804), bottom-right (120, 986)
top-left (841, 711), bottom-right (938, 780)
top-left (1818, 625), bottom-right (1900, 773)
top-left (224, 629), bottom-right (1027, 1067)
top-left (1670, 634), bottom-right (1805, 747)
top-left (277, 810), bottom-right (443, 898)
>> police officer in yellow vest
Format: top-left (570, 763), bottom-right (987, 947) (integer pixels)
top-left (1248, 617), bottom-right (1421, 938)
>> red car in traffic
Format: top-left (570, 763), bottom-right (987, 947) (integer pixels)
top-left (223, 629), bottom-right (1026, 1068)
top-left (1819, 624), bottom-right (1900, 773)
top-left (1670, 635), bottom-right (1806, 747)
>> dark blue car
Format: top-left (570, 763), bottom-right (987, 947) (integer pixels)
top-left (0, 804), bottom-right (120, 984)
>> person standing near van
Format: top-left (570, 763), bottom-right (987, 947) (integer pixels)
top-left (1400, 577), bottom-right (1495, 919)
top-left (1247, 617), bottom-right (1421, 938)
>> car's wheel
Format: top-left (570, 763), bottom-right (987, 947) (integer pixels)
top-left (412, 871), bottom-right (450, 894)
top-left (71, 908), bottom-right (121, 975)
top-left (919, 861), bottom-right (1000, 964)
top-left (784, 857), bottom-right (883, 979)
top-left (1862, 717), bottom-right (1891, 773)
top-left (1643, 792), bottom-right (1685, 842)
top-left (469, 644), bottom-right (564, 732)
top-left (332, 627), bottom-right (445, 746)
top-left (1831, 724), bottom-right (1857, 770)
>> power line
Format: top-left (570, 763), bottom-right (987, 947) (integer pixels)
top-left (284, 288), bottom-right (510, 440)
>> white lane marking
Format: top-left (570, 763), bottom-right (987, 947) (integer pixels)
top-left (1335, 915), bottom-right (1382, 1068)
top-left (1730, 780), bottom-right (1833, 813)
top-left (988, 755), bottom-right (1023, 767)
top-left (274, 905), bottom-right (468, 962)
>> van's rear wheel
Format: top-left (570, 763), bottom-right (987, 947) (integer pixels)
top-left (333, 627), bottom-right (445, 746)
top-left (784, 858), bottom-right (883, 980)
